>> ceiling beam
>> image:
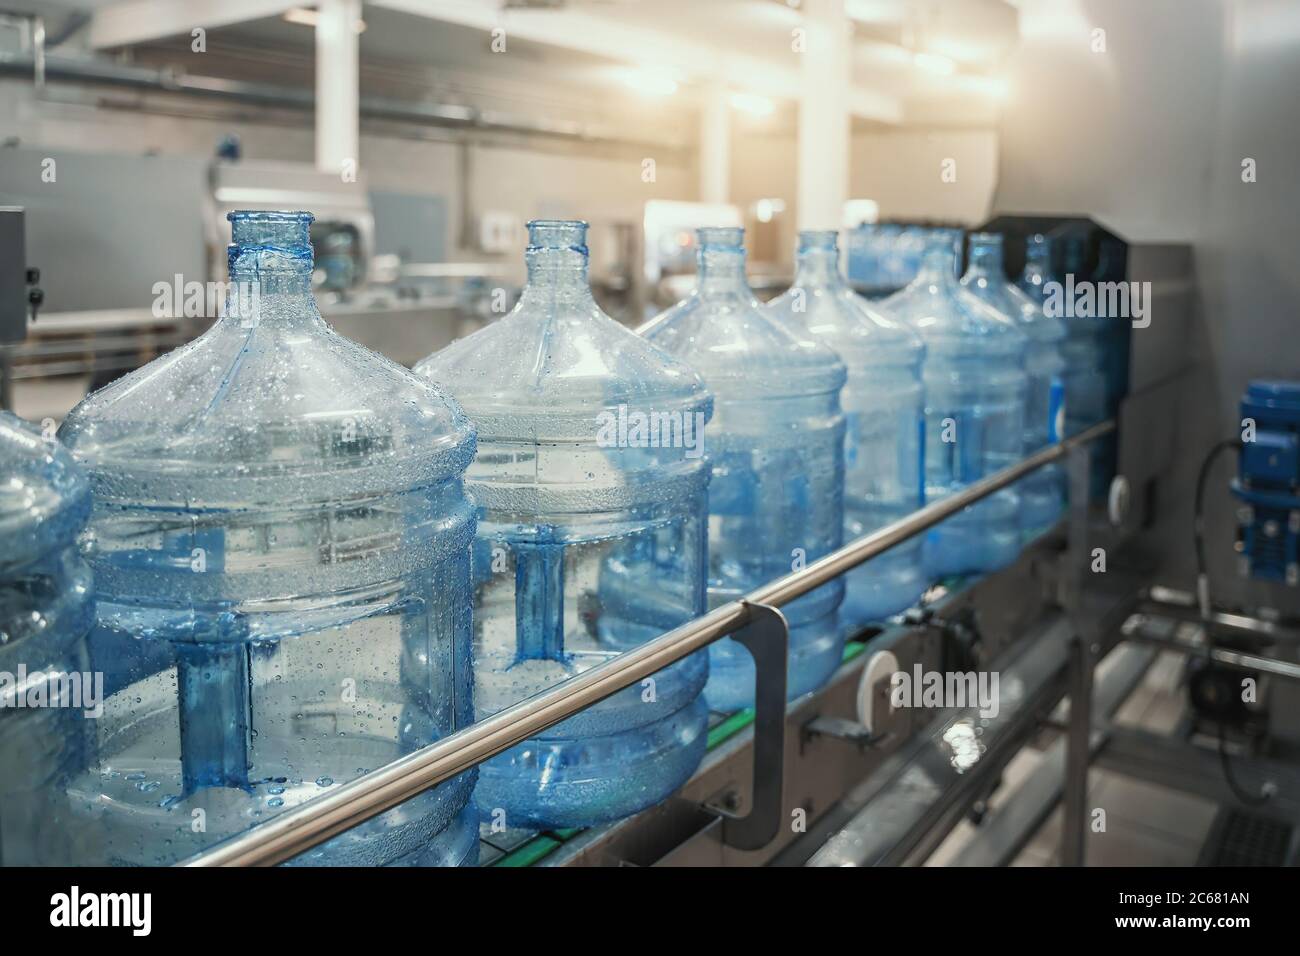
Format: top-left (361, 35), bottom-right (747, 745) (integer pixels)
top-left (372, 0), bottom-right (903, 124)
top-left (88, 0), bottom-right (301, 50)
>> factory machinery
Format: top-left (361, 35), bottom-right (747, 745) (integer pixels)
top-left (159, 234), bottom-right (1294, 868)
top-left (4, 193), bottom-right (1297, 868)
top-left (0, 149), bottom-right (514, 401)
top-left (174, 408), bottom-right (1300, 868)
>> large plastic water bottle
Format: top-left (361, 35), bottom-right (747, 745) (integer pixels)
top-left (414, 220), bottom-right (713, 830)
top-left (0, 413), bottom-right (97, 865)
top-left (884, 232), bottom-right (1029, 576)
top-left (642, 226), bottom-right (847, 711)
top-left (59, 210), bottom-right (479, 866)
top-left (961, 232), bottom-right (1067, 533)
top-left (1020, 234), bottom-right (1108, 441)
top-left (767, 230), bottom-right (926, 628)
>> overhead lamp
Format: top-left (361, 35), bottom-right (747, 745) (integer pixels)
top-left (622, 70), bottom-right (679, 96)
top-left (974, 75), bottom-right (1011, 99)
top-left (912, 51), bottom-right (956, 75)
top-left (729, 92), bottom-right (775, 117)
top-left (283, 7), bottom-right (367, 32)
top-left (753, 198), bottom-right (786, 223)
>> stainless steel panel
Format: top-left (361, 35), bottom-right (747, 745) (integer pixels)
top-left (369, 191), bottom-right (447, 264)
top-left (0, 147), bottom-right (209, 312)
top-left (0, 207), bottom-right (24, 343)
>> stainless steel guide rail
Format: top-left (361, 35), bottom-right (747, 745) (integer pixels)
top-left (181, 420), bottom-right (1117, 867)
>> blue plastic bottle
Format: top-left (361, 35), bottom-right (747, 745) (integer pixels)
top-left (642, 226), bottom-right (847, 710)
top-left (415, 220), bottom-right (713, 829)
top-left (59, 211), bottom-right (479, 866)
top-left (884, 232), bottom-right (1029, 576)
top-left (0, 414), bottom-right (97, 865)
top-left (768, 230), bottom-right (926, 627)
top-left (961, 232), bottom-right (1067, 533)
top-left (1020, 234), bottom-right (1108, 442)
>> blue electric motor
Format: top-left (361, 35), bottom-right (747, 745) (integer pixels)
top-left (1234, 380), bottom-right (1300, 585)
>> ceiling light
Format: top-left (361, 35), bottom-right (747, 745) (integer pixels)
top-left (976, 75), bottom-right (1011, 99)
top-left (729, 92), bottom-right (775, 116)
top-left (753, 198), bottom-right (786, 223)
top-left (622, 70), bottom-right (679, 96)
top-left (283, 8), bottom-right (367, 32)
top-left (912, 52), bottom-right (955, 75)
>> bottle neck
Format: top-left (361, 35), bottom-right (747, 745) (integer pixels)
top-left (226, 262), bottom-right (318, 333)
top-left (966, 242), bottom-right (1003, 276)
top-left (227, 266), bottom-right (314, 295)
top-left (915, 245), bottom-right (959, 286)
top-left (963, 241), bottom-right (1006, 296)
top-left (520, 247), bottom-right (595, 306)
top-left (524, 247), bottom-right (590, 291)
top-left (793, 240), bottom-right (843, 288)
top-left (697, 246), bottom-right (750, 297)
top-left (1023, 244), bottom-right (1050, 286)
top-left (225, 214), bottom-right (317, 327)
top-left (520, 221), bottom-right (593, 304)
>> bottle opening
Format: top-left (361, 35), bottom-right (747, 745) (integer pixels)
top-left (527, 219), bottom-right (589, 255)
top-left (966, 233), bottom-right (1005, 277)
top-left (227, 210), bottom-right (314, 279)
top-left (228, 210), bottom-right (314, 253)
top-left (696, 226), bottom-right (744, 250)
top-left (919, 233), bottom-right (960, 278)
top-left (798, 230), bottom-right (839, 253)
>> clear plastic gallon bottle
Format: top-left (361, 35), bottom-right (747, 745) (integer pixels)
top-left (643, 227), bottom-right (847, 711)
top-left (59, 211), bottom-right (479, 866)
top-left (961, 232), bottom-right (1067, 533)
top-left (414, 220), bottom-right (713, 830)
top-left (767, 230), bottom-right (926, 628)
top-left (884, 232), bottom-right (1029, 576)
top-left (1020, 233), bottom-right (1108, 441)
top-left (0, 413), bottom-right (97, 865)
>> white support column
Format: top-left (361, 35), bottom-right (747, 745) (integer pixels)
top-left (315, 0), bottom-right (361, 176)
top-left (699, 82), bottom-right (731, 205)
top-left (797, 0), bottom-right (852, 232)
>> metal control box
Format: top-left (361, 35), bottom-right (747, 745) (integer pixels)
top-left (1234, 380), bottom-right (1300, 585)
top-left (0, 207), bottom-right (25, 344)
